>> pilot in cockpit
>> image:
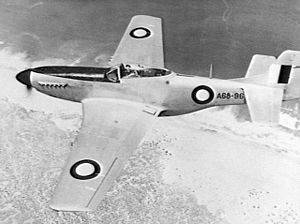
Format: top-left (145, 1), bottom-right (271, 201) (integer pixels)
top-left (123, 64), bottom-right (140, 78)
top-left (120, 64), bottom-right (171, 79)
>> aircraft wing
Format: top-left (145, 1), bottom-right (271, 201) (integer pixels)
top-left (50, 98), bottom-right (161, 211)
top-left (110, 15), bottom-right (164, 67)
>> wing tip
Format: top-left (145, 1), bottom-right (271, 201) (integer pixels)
top-left (131, 14), bottom-right (161, 21)
top-left (49, 202), bottom-right (93, 212)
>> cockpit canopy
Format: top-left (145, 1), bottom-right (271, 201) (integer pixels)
top-left (106, 63), bottom-right (172, 82)
top-left (121, 63), bottom-right (171, 78)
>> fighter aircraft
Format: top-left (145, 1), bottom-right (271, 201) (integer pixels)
top-left (16, 15), bottom-right (300, 211)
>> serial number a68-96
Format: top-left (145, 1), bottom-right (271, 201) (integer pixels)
top-left (216, 92), bottom-right (245, 100)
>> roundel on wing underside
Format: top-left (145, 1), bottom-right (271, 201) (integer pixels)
top-left (191, 85), bottom-right (214, 104)
top-left (129, 27), bottom-right (151, 39)
top-left (70, 159), bottom-right (101, 180)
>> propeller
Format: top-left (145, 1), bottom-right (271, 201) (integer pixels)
top-left (16, 69), bottom-right (33, 95)
top-left (26, 85), bottom-right (33, 95)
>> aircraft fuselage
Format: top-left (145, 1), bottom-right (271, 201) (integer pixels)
top-left (16, 65), bottom-right (246, 116)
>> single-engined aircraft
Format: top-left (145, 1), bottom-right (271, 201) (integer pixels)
top-left (16, 15), bottom-right (300, 211)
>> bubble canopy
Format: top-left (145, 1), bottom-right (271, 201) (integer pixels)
top-left (105, 63), bottom-right (172, 82)
top-left (120, 64), bottom-right (171, 78)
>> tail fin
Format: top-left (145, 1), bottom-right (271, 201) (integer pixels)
top-left (236, 50), bottom-right (300, 123)
top-left (244, 50), bottom-right (300, 100)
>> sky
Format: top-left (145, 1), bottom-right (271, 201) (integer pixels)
top-left (1, 0), bottom-right (300, 78)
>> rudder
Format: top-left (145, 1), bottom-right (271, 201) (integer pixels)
top-left (277, 50), bottom-right (300, 100)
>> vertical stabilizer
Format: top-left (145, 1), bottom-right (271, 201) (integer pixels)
top-left (277, 50), bottom-right (300, 64)
top-left (277, 50), bottom-right (300, 100)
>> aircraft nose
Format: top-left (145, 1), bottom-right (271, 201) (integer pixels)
top-left (16, 69), bottom-right (31, 87)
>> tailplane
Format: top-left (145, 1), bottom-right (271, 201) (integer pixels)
top-left (242, 84), bottom-right (283, 123)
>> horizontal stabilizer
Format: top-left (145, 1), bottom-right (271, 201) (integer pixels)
top-left (244, 85), bottom-right (284, 124)
top-left (246, 54), bottom-right (276, 78)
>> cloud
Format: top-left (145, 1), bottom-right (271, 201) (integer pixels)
top-left (0, 46), bottom-right (74, 71)
top-left (29, 1), bottom-right (44, 9)
top-left (94, 53), bottom-right (111, 66)
top-left (0, 46), bottom-right (80, 114)
top-left (20, 32), bottom-right (41, 41)
top-left (0, 47), bottom-right (28, 71)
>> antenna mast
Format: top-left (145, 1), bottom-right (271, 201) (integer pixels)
top-left (209, 64), bottom-right (213, 79)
